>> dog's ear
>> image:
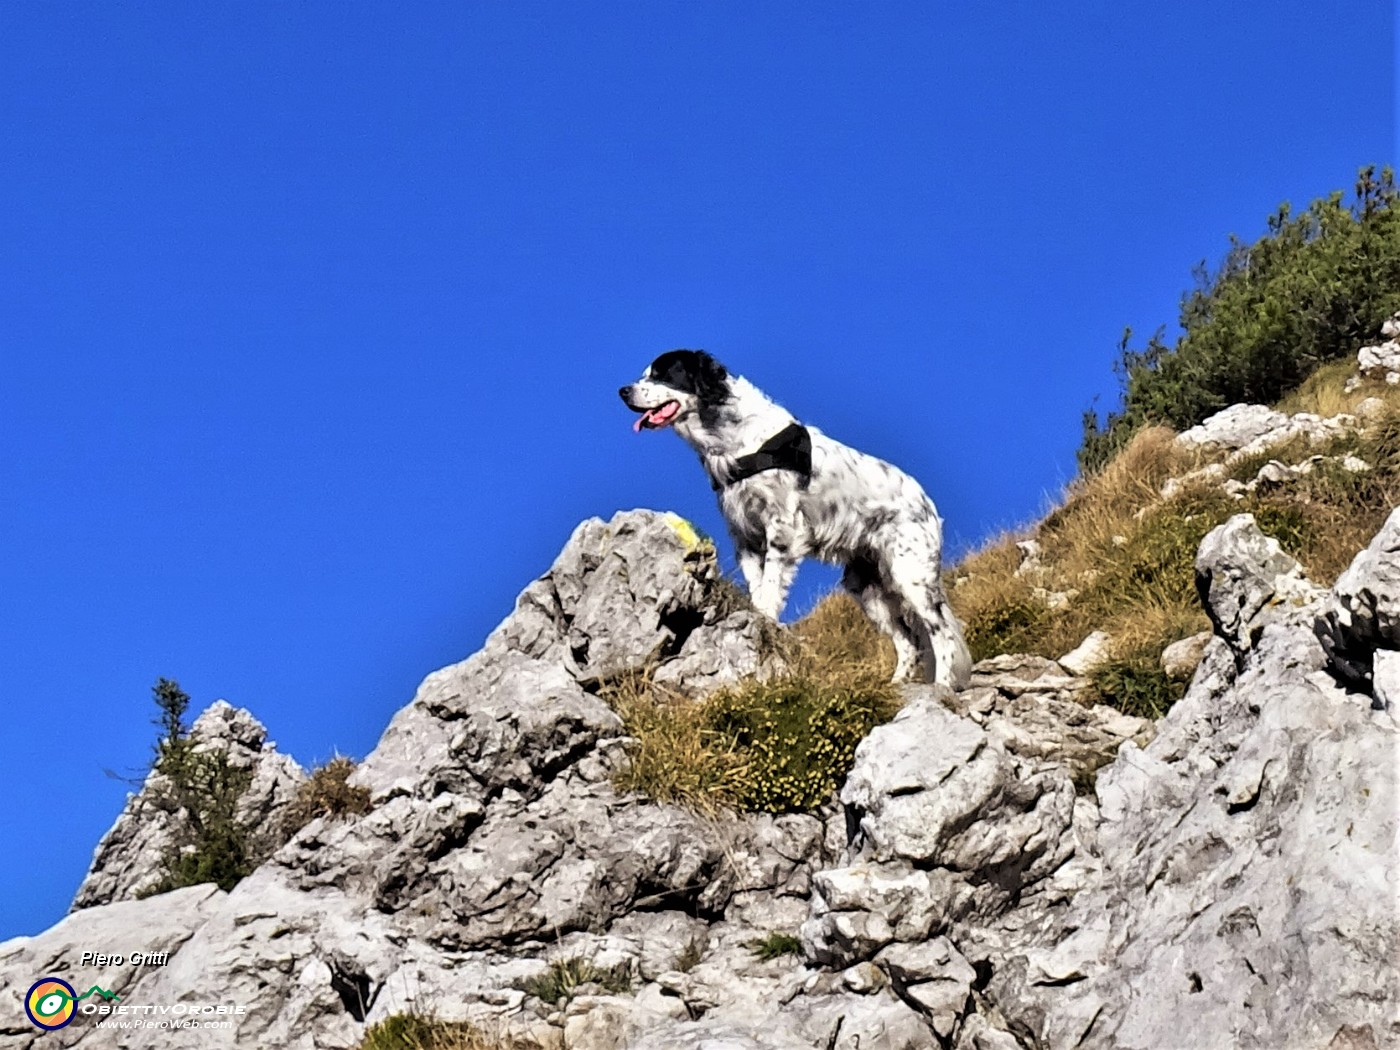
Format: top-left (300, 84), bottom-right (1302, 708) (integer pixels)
top-left (691, 351), bottom-right (729, 400)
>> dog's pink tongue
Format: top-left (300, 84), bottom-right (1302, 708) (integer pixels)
top-left (633, 402), bottom-right (677, 432)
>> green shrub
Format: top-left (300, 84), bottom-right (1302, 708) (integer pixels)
top-left (749, 932), bottom-right (804, 961)
top-left (1082, 166), bottom-right (1400, 472)
top-left (143, 679), bottom-right (255, 895)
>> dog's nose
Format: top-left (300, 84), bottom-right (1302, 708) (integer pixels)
top-left (618, 385), bottom-right (632, 401)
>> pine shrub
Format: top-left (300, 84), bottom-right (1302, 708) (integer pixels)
top-left (1082, 166), bottom-right (1400, 472)
top-left (144, 678), bottom-right (255, 895)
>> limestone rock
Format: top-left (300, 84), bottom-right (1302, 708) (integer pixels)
top-left (1356, 396), bottom-right (1389, 420)
top-left (1195, 513), bottom-right (1321, 657)
top-left (1373, 648), bottom-right (1400, 710)
top-left (944, 683), bottom-right (1153, 790)
top-left (1357, 336), bottom-right (1400, 384)
top-left (0, 886), bottom-right (226, 1049)
top-left (805, 690), bottom-right (1077, 971)
top-left (877, 937), bottom-right (977, 1039)
top-left (803, 865), bottom-right (953, 967)
top-left (653, 610), bottom-right (775, 694)
top-left (951, 659), bottom-right (1152, 792)
top-left (70, 702), bottom-right (306, 911)
top-left (991, 515), bottom-right (1398, 1050)
top-left (23, 505), bottom-right (1400, 1050)
top-left (1056, 630), bottom-right (1112, 676)
top-left (1013, 540), bottom-right (1043, 578)
top-left (1177, 403), bottom-right (1291, 451)
top-left (1160, 630), bottom-right (1212, 681)
top-left (494, 510), bottom-right (772, 688)
top-left (1176, 403), bottom-right (1356, 461)
top-left (18, 511), bottom-right (863, 1050)
top-left (1315, 505), bottom-right (1400, 701)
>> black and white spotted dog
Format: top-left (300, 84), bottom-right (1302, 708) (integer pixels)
top-left (619, 349), bottom-right (972, 689)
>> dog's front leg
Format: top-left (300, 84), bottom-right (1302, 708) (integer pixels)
top-left (752, 537), bottom-right (800, 622)
top-left (736, 546), bottom-right (764, 599)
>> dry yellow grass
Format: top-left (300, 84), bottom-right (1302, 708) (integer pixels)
top-left (947, 361), bottom-right (1400, 715)
top-left (786, 590), bottom-right (895, 686)
top-left (606, 670), bottom-right (750, 815)
top-left (280, 755), bottom-right (372, 839)
top-left (606, 592), bottom-right (899, 815)
top-left (949, 425), bottom-right (1214, 664)
top-left (358, 1013), bottom-right (526, 1050)
top-left (1275, 357), bottom-right (1386, 417)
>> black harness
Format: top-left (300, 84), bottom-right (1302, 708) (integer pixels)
top-left (712, 422), bottom-right (812, 491)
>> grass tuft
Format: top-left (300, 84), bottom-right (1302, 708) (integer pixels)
top-left (1086, 652), bottom-right (1186, 721)
top-left (607, 592), bottom-right (898, 815)
top-left (358, 1014), bottom-right (522, 1050)
top-left (281, 756), bottom-right (373, 839)
top-left (748, 931), bottom-right (804, 961)
top-left (517, 957), bottom-right (633, 1005)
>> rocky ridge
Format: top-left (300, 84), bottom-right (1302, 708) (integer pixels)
top-left (1, 496), bottom-right (1396, 1048)
top-left (70, 701), bottom-right (307, 910)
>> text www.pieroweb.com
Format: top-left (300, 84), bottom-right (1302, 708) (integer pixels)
top-left (94, 1017), bottom-right (234, 1030)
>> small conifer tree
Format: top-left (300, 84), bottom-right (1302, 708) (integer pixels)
top-left (144, 678), bottom-right (254, 895)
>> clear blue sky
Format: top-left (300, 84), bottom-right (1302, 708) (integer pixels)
top-left (1, 3), bottom-right (1393, 939)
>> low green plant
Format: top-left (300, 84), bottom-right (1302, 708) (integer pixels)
top-left (749, 931), bottom-right (803, 961)
top-left (517, 957), bottom-right (633, 1005)
top-left (706, 676), bottom-right (898, 814)
top-left (1087, 653), bottom-right (1185, 721)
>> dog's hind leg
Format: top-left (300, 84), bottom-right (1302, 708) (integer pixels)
top-left (886, 552), bottom-right (973, 691)
top-left (878, 596), bottom-right (925, 683)
top-left (841, 561), bottom-right (922, 681)
top-left (921, 592), bottom-right (973, 689)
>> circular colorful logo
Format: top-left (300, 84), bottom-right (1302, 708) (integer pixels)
top-left (25, 977), bottom-right (77, 1030)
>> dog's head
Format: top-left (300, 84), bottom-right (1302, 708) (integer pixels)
top-left (619, 349), bottom-right (730, 432)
